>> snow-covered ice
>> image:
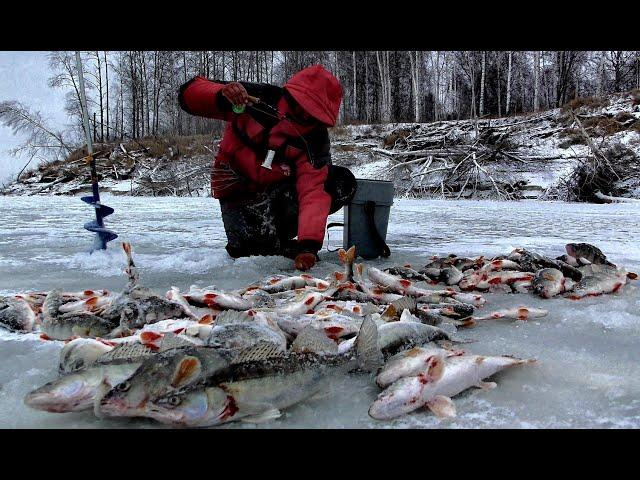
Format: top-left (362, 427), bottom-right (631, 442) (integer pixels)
top-left (1, 195), bottom-right (639, 428)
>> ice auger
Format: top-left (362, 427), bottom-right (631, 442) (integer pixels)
top-left (76, 51), bottom-right (118, 251)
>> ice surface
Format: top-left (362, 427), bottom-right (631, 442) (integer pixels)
top-left (1, 195), bottom-right (639, 428)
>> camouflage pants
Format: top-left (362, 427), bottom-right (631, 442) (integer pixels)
top-left (219, 165), bottom-right (356, 258)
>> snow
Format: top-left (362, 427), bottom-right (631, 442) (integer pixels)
top-left (1, 195), bottom-right (639, 428)
top-left (349, 159), bottom-right (391, 180)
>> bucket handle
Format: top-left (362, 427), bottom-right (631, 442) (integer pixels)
top-left (364, 201), bottom-right (391, 258)
top-left (325, 222), bottom-right (344, 253)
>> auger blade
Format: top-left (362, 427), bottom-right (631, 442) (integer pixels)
top-left (84, 221), bottom-right (118, 241)
top-left (81, 196), bottom-right (115, 217)
top-left (83, 206), bottom-right (118, 252)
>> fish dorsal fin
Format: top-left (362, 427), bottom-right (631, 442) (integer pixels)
top-left (159, 332), bottom-right (200, 352)
top-left (231, 341), bottom-right (284, 365)
top-left (361, 303), bottom-right (380, 316)
top-left (399, 309), bottom-right (422, 323)
top-left (391, 296), bottom-right (417, 313)
top-left (291, 326), bottom-right (339, 355)
top-left (95, 342), bottom-right (154, 364)
top-left (355, 315), bottom-right (383, 372)
top-left (215, 310), bottom-right (251, 326)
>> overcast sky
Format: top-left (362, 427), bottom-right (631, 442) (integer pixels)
top-left (0, 51), bottom-right (68, 184)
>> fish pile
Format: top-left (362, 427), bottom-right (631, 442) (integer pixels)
top-left (385, 242), bottom-right (636, 301)
top-left (1, 241), bottom-right (635, 427)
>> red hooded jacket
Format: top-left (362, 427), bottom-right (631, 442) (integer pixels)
top-left (178, 65), bottom-right (343, 251)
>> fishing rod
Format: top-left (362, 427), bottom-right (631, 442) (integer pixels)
top-left (75, 51), bottom-right (118, 252)
top-left (233, 95), bottom-right (315, 170)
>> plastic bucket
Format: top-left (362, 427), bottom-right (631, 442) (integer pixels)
top-left (343, 179), bottom-right (394, 259)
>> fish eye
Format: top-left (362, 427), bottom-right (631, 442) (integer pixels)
top-left (168, 396), bottom-right (182, 407)
top-left (116, 381), bottom-right (131, 392)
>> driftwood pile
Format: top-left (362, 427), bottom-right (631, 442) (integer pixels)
top-left (3, 142), bottom-right (213, 197)
top-left (542, 101), bottom-right (640, 203)
top-left (368, 90), bottom-right (639, 202)
top-left (369, 113), bottom-right (573, 200)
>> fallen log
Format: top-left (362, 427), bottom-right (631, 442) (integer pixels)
top-left (594, 191), bottom-right (640, 204)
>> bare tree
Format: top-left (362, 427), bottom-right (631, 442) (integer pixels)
top-left (0, 101), bottom-right (73, 180)
top-left (533, 51), bottom-right (540, 112)
top-left (376, 51), bottom-right (392, 123)
top-left (408, 51), bottom-right (421, 122)
top-left (479, 51), bottom-right (486, 117)
top-left (506, 51), bottom-right (513, 115)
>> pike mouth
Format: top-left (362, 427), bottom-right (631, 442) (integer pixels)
top-left (24, 390), bottom-right (92, 413)
top-left (143, 405), bottom-right (186, 425)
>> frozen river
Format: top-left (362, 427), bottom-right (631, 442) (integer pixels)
top-left (1, 195), bottom-right (639, 428)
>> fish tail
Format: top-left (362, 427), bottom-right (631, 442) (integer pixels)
top-left (354, 315), bottom-right (383, 372)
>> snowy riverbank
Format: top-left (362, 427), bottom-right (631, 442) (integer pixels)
top-left (2, 91), bottom-right (639, 201)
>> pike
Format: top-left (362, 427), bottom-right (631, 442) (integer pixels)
top-left (368, 266), bottom-right (485, 307)
top-left (275, 313), bottom-right (363, 341)
top-left (274, 291), bottom-right (327, 315)
top-left (384, 266), bottom-right (431, 282)
top-left (531, 268), bottom-right (567, 298)
top-left (517, 249), bottom-right (583, 282)
top-left (24, 343), bottom-right (154, 413)
top-left (351, 264), bottom-right (404, 304)
top-left (0, 296), bottom-right (37, 332)
top-left (458, 269), bottom-right (488, 291)
top-left (565, 243), bottom-right (616, 267)
top-left (182, 287), bottom-right (254, 311)
top-left (337, 320), bottom-right (452, 358)
top-left (423, 302), bottom-right (475, 319)
top-left (97, 342), bottom-right (238, 419)
top-left (166, 287), bottom-right (201, 320)
top-left (41, 289), bottom-right (118, 340)
top-left (478, 271), bottom-right (536, 290)
top-left (416, 291), bottom-right (486, 308)
top-left (245, 274), bottom-right (330, 294)
top-left (58, 338), bottom-right (114, 374)
top-left (337, 283), bottom-right (403, 306)
top-left (101, 317), bottom-right (382, 427)
top-left (566, 266), bottom-right (629, 300)
top-left (375, 345), bottom-right (465, 388)
top-left (479, 259), bottom-right (522, 272)
top-left (414, 307), bottom-right (476, 328)
top-left (207, 322), bottom-right (287, 352)
top-left (314, 300), bottom-right (378, 318)
top-left (369, 354), bottom-right (536, 420)
top-left (439, 266), bottom-right (463, 286)
top-left (57, 295), bottom-right (113, 315)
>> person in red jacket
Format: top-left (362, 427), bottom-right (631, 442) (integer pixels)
top-left (178, 64), bottom-right (356, 271)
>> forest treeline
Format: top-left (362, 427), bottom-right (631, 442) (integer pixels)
top-left (4, 51), bottom-right (640, 155)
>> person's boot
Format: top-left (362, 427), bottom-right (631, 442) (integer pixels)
top-left (225, 244), bottom-right (250, 259)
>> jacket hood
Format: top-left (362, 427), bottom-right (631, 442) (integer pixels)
top-left (283, 65), bottom-right (343, 127)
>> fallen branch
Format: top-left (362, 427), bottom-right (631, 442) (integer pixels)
top-left (472, 153), bottom-right (508, 200)
top-left (569, 109), bottom-right (620, 180)
top-left (594, 191), bottom-right (640, 204)
top-left (28, 177), bottom-right (68, 195)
